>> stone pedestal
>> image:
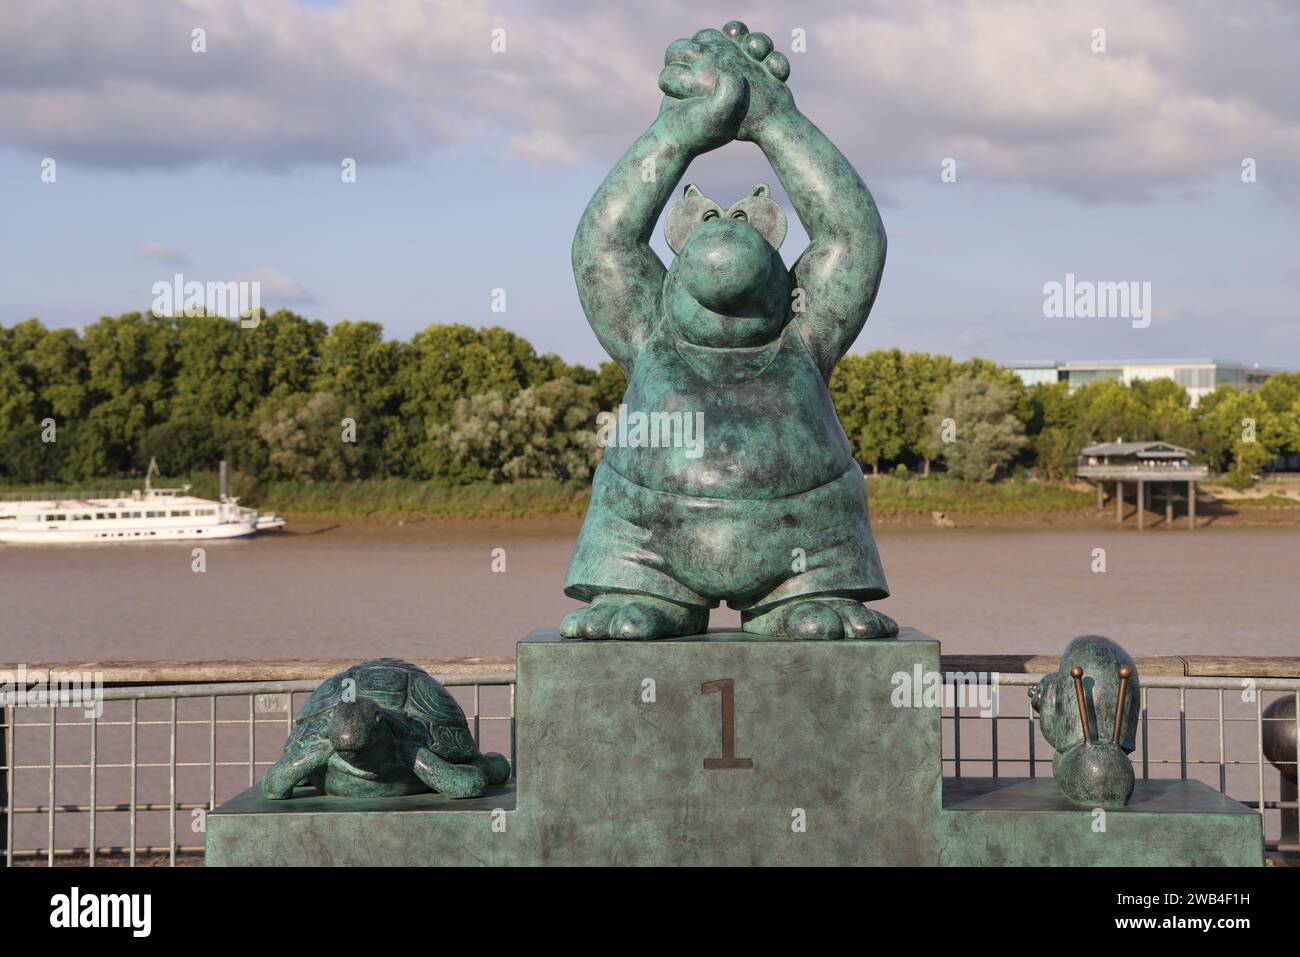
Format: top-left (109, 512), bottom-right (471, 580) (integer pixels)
top-left (941, 778), bottom-right (1261, 866)
top-left (207, 628), bottom-right (1264, 866)
top-left (512, 628), bottom-right (943, 865)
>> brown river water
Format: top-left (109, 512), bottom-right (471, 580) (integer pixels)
top-left (2, 519), bottom-right (1297, 661)
top-left (0, 520), bottom-right (1296, 861)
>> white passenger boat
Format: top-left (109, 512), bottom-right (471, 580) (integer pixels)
top-left (0, 479), bottom-right (285, 544)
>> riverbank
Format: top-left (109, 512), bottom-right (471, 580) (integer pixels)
top-left (7, 474), bottom-right (1299, 527)
top-left (260, 476), bottom-right (1300, 529)
top-left (253, 475), bottom-right (1100, 518)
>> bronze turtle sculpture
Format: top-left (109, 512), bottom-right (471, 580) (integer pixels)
top-left (262, 658), bottom-right (510, 799)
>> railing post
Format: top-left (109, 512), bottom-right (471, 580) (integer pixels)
top-left (48, 707), bottom-right (56, 867)
top-left (1262, 694), bottom-right (1298, 859)
top-left (0, 705), bottom-right (8, 865)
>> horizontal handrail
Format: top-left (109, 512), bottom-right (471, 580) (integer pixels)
top-left (1076, 466), bottom-right (1209, 478)
top-left (1, 658), bottom-right (516, 684)
top-left (6, 654), bottom-right (1297, 684)
top-left (946, 672), bottom-right (1300, 690)
top-left (2, 664), bottom-right (1295, 867)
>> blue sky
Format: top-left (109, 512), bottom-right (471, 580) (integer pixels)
top-left (1, 0), bottom-right (1297, 370)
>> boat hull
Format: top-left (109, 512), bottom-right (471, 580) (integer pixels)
top-left (0, 522), bottom-right (260, 544)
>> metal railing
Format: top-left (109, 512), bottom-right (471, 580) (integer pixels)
top-left (942, 672), bottom-right (1299, 859)
top-left (0, 673), bottom-right (515, 866)
top-left (1076, 465), bottom-right (1209, 479)
top-left (0, 489), bottom-right (132, 503)
top-left (2, 660), bottom-right (1296, 865)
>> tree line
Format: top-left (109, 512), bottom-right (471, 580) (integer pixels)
top-left (2, 311), bottom-right (1297, 486)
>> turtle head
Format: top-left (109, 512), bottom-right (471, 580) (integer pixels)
top-left (328, 697), bottom-right (390, 754)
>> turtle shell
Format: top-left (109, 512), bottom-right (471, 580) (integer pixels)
top-left (287, 658), bottom-right (478, 761)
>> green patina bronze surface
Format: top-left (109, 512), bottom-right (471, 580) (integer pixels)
top-left (206, 21), bottom-right (1262, 868)
top-left (562, 21), bottom-right (896, 642)
top-left (261, 658), bottom-right (510, 800)
top-left (209, 631), bottom-right (1263, 866)
top-left (940, 778), bottom-right (1260, 867)
top-left (1030, 635), bottom-right (1140, 808)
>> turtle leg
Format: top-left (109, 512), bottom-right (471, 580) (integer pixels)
top-left (261, 746), bottom-right (330, 799)
top-left (471, 751), bottom-right (511, 785)
top-left (412, 746), bottom-right (487, 798)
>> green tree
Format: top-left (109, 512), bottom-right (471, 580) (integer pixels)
top-left (1070, 379), bottom-right (1147, 446)
top-left (430, 377), bottom-right (602, 483)
top-left (899, 352), bottom-right (947, 475)
top-left (400, 325), bottom-right (561, 478)
top-left (139, 417), bottom-right (220, 476)
top-left (76, 312), bottom-right (179, 477)
top-left (257, 392), bottom-right (366, 482)
top-left (591, 361), bottom-right (629, 413)
top-left (1194, 387), bottom-right (1283, 478)
top-left (1192, 386), bottom-right (1239, 472)
top-left (922, 375), bottom-right (1027, 481)
top-left (1022, 382), bottom-right (1075, 479)
top-left (313, 320), bottom-right (407, 476)
top-left (831, 349), bottom-right (908, 474)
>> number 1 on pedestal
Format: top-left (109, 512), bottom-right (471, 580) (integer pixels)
top-left (702, 679), bottom-right (754, 770)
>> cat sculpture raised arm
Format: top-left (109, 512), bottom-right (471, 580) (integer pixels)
top-left (562, 21), bottom-right (897, 642)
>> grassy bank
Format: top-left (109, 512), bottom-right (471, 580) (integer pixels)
top-left (255, 478), bottom-right (592, 518)
top-left (864, 475), bottom-right (1095, 514)
top-left (256, 475), bottom-right (1096, 518)
top-left (1, 474), bottom-right (1100, 519)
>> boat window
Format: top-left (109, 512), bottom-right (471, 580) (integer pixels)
top-left (196, 509), bottom-right (215, 516)
top-left (172, 510), bottom-right (192, 517)
top-left (104, 512), bottom-right (117, 519)
top-left (146, 511), bottom-right (164, 518)
top-left (95, 513), bottom-right (106, 519)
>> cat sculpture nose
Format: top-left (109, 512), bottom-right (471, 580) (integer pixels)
top-left (677, 217), bottom-right (772, 312)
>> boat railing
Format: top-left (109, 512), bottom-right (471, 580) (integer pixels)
top-left (1, 654), bottom-right (1295, 866)
top-left (0, 490), bottom-right (127, 503)
top-left (0, 487), bottom-right (192, 504)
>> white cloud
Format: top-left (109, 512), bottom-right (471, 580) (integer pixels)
top-left (238, 268), bottom-right (316, 305)
top-left (135, 242), bottom-right (189, 265)
top-left (506, 129), bottom-right (582, 165)
top-left (2, 0), bottom-right (1298, 201)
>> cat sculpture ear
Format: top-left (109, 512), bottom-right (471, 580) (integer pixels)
top-left (726, 183), bottom-right (788, 250)
top-left (664, 183), bottom-right (723, 254)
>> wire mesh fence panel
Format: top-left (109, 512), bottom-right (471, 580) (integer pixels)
top-left (1, 675), bottom-right (516, 865)
top-left (940, 674), bottom-right (1299, 857)
top-left (2, 666), bottom-right (1293, 864)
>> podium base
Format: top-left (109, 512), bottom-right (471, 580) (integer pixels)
top-left (207, 629), bottom-right (1263, 867)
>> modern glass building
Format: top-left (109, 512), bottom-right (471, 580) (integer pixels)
top-left (1005, 358), bottom-right (1281, 405)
